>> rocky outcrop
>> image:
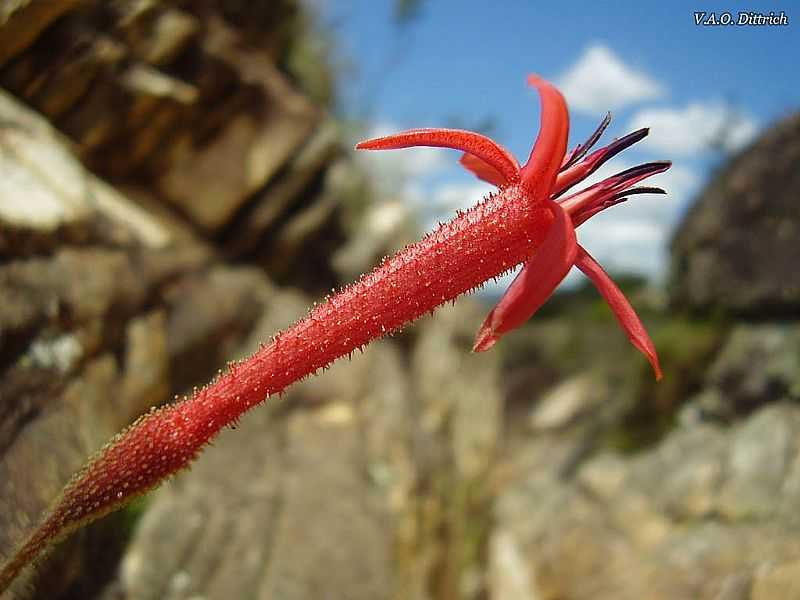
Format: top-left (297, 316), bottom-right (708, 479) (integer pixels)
top-left (488, 316), bottom-right (800, 600)
top-left (491, 402), bottom-right (800, 600)
top-left (687, 323), bottom-right (800, 422)
top-left (0, 0), bottom-right (350, 292)
top-left (670, 111), bottom-right (800, 315)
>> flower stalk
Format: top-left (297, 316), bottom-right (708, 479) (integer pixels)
top-left (0, 75), bottom-right (669, 592)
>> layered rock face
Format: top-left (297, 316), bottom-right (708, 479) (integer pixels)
top-left (1, 0), bottom-right (351, 289)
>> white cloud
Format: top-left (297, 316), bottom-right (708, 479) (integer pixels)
top-left (627, 102), bottom-right (759, 156)
top-left (409, 180), bottom-right (496, 234)
top-left (557, 45), bottom-right (664, 114)
top-left (430, 181), bottom-right (495, 211)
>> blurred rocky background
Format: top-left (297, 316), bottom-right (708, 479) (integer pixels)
top-left (0, 1), bottom-right (799, 600)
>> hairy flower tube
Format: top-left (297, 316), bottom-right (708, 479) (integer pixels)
top-left (0, 75), bottom-right (669, 592)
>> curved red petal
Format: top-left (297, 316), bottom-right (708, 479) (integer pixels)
top-left (519, 76), bottom-right (569, 195)
top-left (575, 245), bottom-right (662, 380)
top-left (356, 128), bottom-right (520, 184)
top-left (473, 200), bottom-right (577, 352)
top-left (459, 152), bottom-right (509, 186)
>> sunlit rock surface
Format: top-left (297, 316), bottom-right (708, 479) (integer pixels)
top-left (670, 111), bottom-right (800, 315)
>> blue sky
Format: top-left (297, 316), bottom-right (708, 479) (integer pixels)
top-left (317, 0), bottom-right (798, 284)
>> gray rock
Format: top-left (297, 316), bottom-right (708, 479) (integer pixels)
top-left (491, 403), bottom-right (800, 600)
top-left (529, 372), bottom-right (604, 431)
top-left (670, 111), bottom-right (800, 314)
top-left (694, 323), bottom-right (800, 420)
top-left (752, 560), bottom-right (800, 600)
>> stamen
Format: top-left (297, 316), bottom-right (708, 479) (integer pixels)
top-left (553, 128), bottom-right (652, 198)
top-left (561, 112), bottom-right (612, 170)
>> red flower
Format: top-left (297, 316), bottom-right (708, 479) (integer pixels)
top-left (358, 76), bottom-right (666, 378)
top-left (0, 75), bottom-right (668, 592)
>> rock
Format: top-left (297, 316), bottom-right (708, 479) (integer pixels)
top-left (491, 403), bottom-right (800, 600)
top-left (529, 372), bottom-right (604, 431)
top-left (412, 301), bottom-right (502, 481)
top-left (154, 19), bottom-right (318, 232)
top-left (163, 266), bottom-right (276, 393)
top-left (0, 355), bottom-right (135, 599)
top-left (332, 199), bottom-right (414, 283)
top-left (124, 8), bottom-right (200, 67)
top-left (2, 32), bottom-right (127, 121)
top-left (752, 560), bottom-right (800, 600)
top-left (0, 88), bottom-right (173, 254)
top-left (226, 119), bottom-right (341, 256)
top-left (718, 404), bottom-right (797, 520)
top-left (118, 311), bottom-right (170, 425)
top-left (0, 89), bottom-right (92, 246)
top-left (0, 0), bottom-right (83, 67)
top-left (670, 111), bottom-right (800, 315)
top-left (488, 530), bottom-right (536, 600)
top-left (1, 2), bottom-right (346, 269)
top-left (692, 323), bottom-right (800, 420)
top-left (257, 159), bottom-right (345, 287)
top-left (716, 574), bottom-right (752, 600)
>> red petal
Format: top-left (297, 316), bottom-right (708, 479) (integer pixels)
top-left (519, 76), bottom-right (569, 196)
top-left (473, 200), bottom-right (577, 352)
top-left (575, 245), bottom-right (662, 380)
top-left (459, 153), bottom-right (509, 187)
top-left (356, 128), bottom-right (519, 184)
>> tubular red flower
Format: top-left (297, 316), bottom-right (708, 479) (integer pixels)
top-left (0, 74), bottom-right (671, 593)
top-left (454, 101), bottom-right (668, 376)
